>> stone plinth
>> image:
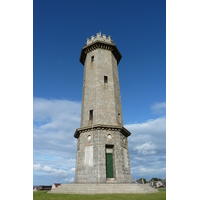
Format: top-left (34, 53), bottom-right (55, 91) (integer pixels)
top-left (48, 183), bottom-right (158, 194)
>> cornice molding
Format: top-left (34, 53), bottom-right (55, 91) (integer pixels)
top-left (74, 124), bottom-right (131, 139)
top-left (79, 41), bottom-right (122, 65)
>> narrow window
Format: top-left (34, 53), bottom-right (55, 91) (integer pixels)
top-left (91, 56), bottom-right (94, 62)
top-left (118, 113), bottom-right (121, 124)
top-left (104, 76), bottom-right (108, 83)
top-left (89, 110), bottom-right (93, 120)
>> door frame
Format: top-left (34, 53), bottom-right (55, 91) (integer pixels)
top-left (105, 145), bottom-right (115, 179)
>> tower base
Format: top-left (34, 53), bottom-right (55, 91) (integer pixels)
top-left (74, 125), bottom-right (132, 183)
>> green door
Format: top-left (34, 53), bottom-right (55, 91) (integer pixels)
top-left (106, 153), bottom-right (114, 178)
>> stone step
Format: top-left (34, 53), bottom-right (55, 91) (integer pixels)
top-left (58, 184), bottom-right (141, 187)
top-left (48, 183), bottom-right (158, 194)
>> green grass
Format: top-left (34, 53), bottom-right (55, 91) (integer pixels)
top-left (33, 190), bottom-right (166, 200)
top-left (158, 188), bottom-right (166, 192)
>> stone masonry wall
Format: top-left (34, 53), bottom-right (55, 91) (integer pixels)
top-left (80, 48), bottom-right (123, 127)
top-left (74, 128), bottom-right (132, 183)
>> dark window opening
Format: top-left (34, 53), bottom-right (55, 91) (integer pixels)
top-left (118, 113), bottom-right (121, 124)
top-left (91, 56), bottom-right (94, 62)
top-left (104, 76), bottom-right (108, 83)
top-left (89, 110), bottom-right (93, 120)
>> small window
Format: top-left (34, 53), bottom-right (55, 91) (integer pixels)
top-left (104, 76), bottom-right (108, 83)
top-left (89, 110), bottom-right (93, 120)
top-left (91, 56), bottom-right (94, 62)
top-left (118, 113), bottom-right (121, 124)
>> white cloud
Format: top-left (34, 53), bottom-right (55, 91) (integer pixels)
top-left (33, 164), bottom-right (68, 176)
top-left (125, 116), bottom-right (166, 145)
top-left (33, 98), bottom-right (81, 185)
top-left (65, 178), bottom-right (74, 183)
top-left (33, 98), bottom-right (81, 158)
top-left (33, 164), bottom-right (42, 171)
top-left (68, 159), bottom-right (76, 163)
top-left (33, 98), bottom-right (81, 122)
top-left (131, 165), bottom-right (166, 180)
top-left (139, 167), bottom-right (154, 173)
top-left (134, 141), bottom-right (157, 155)
top-left (126, 117), bottom-right (166, 153)
top-left (69, 168), bottom-right (75, 172)
top-left (151, 101), bottom-right (166, 114)
top-left (139, 167), bottom-right (166, 174)
top-left (125, 116), bottom-right (166, 180)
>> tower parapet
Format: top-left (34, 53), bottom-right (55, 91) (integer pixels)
top-left (86, 33), bottom-right (114, 45)
top-left (80, 33), bottom-right (121, 65)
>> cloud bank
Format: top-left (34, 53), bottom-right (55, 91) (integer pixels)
top-left (33, 98), bottom-right (81, 185)
top-left (33, 98), bottom-right (166, 185)
top-left (126, 115), bottom-right (166, 180)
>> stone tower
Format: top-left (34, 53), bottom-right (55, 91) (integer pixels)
top-left (74, 33), bottom-right (132, 183)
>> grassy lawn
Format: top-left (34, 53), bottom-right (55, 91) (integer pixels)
top-left (33, 189), bottom-right (166, 200)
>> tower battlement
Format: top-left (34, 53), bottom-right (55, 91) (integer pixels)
top-left (80, 33), bottom-right (121, 65)
top-left (86, 33), bottom-right (114, 45)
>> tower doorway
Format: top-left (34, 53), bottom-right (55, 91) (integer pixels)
top-left (106, 153), bottom-right (113, 178)
top-left (106, 146), bottom-right (114, 179)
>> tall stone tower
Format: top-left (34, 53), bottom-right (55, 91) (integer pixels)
top-left (74, 33), bottom-right (132, 183)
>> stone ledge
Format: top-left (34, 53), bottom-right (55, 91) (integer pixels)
top-left (74, 124), bottom-right (131, 139)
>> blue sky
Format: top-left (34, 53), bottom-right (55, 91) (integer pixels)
top-left (33, 0), bottom-right (166, 185)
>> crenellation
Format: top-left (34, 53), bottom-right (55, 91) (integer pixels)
top-left (86, 32), bottom-right (114, 45)
top-left (91, 35), bottom-right (95, 40)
